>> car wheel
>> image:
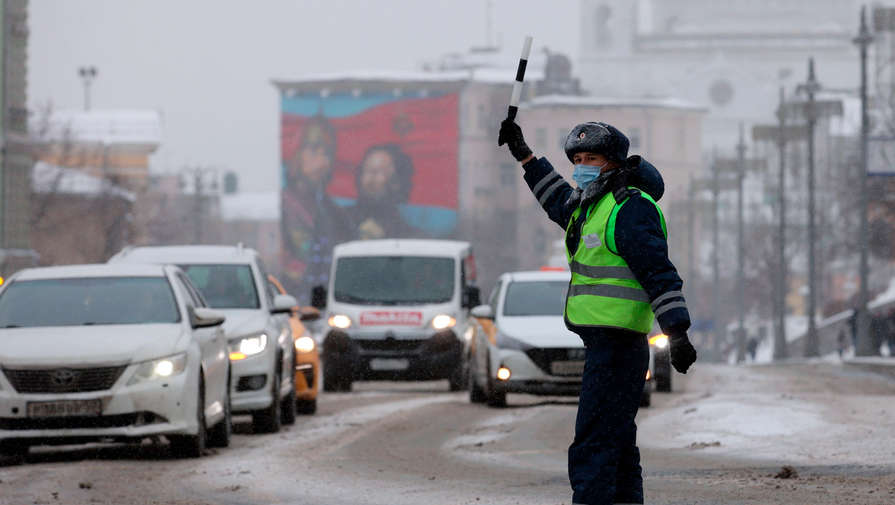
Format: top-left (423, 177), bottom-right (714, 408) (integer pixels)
top-left (295, 398), bottom-right (317, 415)
top-left (640, 389), bottom-right (651, 408)
top-left (468, 358), bottom-right (487, 404)
top-left (486, 386), bottom-right (507, 408)
top-left (0, 440), bottom-right (29, 461)
top-left (655, 353), bottom-right (672, 392)
top-left (485, 358), bottom-right (507, 408)
top-left (281, 371), bottom-right (297, 426)
top-left (207, 377), bottom-right (232, 448)
top-left (252, 370), bottom-right (282, 434)
top-left (448, 360), bottom-right (466, 392)
top-left (170, 375), bottom-right (207, 458)
top-left (338, 375), bottom-right (353, 392)
top-left (323, 360), bottom-right (344, 393)
top-left (656, 372), bottom-right (672, 393)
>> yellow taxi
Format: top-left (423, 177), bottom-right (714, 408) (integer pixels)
top-left (268, 275), bottom-right (320, 414)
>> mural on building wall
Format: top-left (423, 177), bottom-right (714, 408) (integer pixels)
top-left (279, 90), bottom-right (459, 298)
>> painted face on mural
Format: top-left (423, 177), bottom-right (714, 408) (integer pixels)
top-left (290, 117), bottom-right (337, 187)
top-left (298, 143), bottom-right (333, 184)
top-left (359, 150), bottom-right (399, 200)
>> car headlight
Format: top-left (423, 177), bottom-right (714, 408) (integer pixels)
top-left (128, 353), bottom-right (187, 384)
top-left (496, 333), bottom-right (532, 351)
top-left (431, 314), bottom-right (456, 330)
top-left (328, 314), bottom-right (352, 329)
top-left (295, 336), bottom-right (316, 353)
top-left (229, 333), bottom-right (268, 361)
top-left (649, 334), bottom-right (669, 349)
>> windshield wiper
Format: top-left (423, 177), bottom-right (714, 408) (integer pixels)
top-left (3, 324), bottom-right (21, 328)
top-left (334, 293), bottom-right (374, 304)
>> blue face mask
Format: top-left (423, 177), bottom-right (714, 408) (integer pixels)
top-left (572, 163), bottom-right (606, 190)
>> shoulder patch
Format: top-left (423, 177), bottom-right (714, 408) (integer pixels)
top-left (584, 233), bottom-right (602, 249)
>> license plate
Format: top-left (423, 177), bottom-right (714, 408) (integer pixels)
top-left (27, 399), bottom-right (102, 418)
top-left (369, 358), bottom-right (409, 371)
top-left (550, 360), bottom-right (585, 376)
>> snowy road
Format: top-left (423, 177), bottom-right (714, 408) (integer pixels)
top-left (2, 362), bottom-right (894, 505)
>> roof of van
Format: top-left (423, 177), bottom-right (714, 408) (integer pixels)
top-left (15, 263), bottom-right (169, 281)
top-left (501, 270), bottom-right (571, 283)
top-left (108, 245), bottom-right (258, 265)
top-left (333, 239), bottom-right (471, 257)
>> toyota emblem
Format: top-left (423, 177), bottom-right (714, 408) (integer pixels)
top-left (50, 368), bottom-right (78, 386)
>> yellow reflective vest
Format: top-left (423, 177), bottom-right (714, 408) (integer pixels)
top-left (564, 187), bottom-right (667, 334)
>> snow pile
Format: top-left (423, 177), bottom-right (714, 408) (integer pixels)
top-left (869, 276), bottom-right (895, 310)
top-left (36, 109), bottom-right (162, 145)
top-left (32, 161), bottom-right (136, 202)
top-left (639, 364), bottom-right (895, 466)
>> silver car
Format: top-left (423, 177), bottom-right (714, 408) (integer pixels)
top-left (0, 264), bottom-right (231, 458)
top-left (110, 245), bottom-right (297, 433)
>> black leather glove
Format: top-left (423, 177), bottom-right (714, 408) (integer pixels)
top-left (498, 119), bottom-right (533, 162)
top-left (669, 331), bottom-right (697, 374)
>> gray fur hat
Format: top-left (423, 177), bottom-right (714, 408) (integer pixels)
top-left (564, 122), bottom-right (630, 163)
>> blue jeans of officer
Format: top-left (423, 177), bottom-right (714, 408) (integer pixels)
top-left (569, 330), bottom-right (649, 505)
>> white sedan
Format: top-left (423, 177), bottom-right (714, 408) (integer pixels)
top-left (0, 264), bottom-right (231, 458)
top-left (467, 270), bottom-right (653, 407)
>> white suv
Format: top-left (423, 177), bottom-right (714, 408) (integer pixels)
top-left (0, 264), bottom-right (231, 458)
top-left (110, 245), bottom-right (297, 433)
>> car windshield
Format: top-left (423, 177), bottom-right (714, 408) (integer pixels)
top-left (503, 280), bottom-right (568, 316)
top-left (179, 264), bottom-right (260, 309)
top-left (0, 277), bottom-right (180, 327)
top-left (334, 256), bottom-right (455, 305)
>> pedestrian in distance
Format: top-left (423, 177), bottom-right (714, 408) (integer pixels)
top-left (838, 326), bottom-right (848, 359)
top-left (498, 118), bottom-right (698, 505)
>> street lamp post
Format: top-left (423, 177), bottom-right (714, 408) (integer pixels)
top-left (711, 151), bottom-right (721, 357)
top-left (753, 98), bottom-right (810, 360)
top-left (735, 124), bottom-right (747, 363)
top-left (775, 88), bottom-right (790, 360)
top-left (797, 58), bottom-right (821, 358)
top-left (78, 66), bottom-right (98, 111)
top-left (854, 5), bottom-right (875, 356)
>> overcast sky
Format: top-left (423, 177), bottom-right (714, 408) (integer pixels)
top-left (28, 0), bottom-right (578, 192)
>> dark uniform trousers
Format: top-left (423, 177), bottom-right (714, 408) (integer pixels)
top-left (569, 329), bottom-right (649, 505)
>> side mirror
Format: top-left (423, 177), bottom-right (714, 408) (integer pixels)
top-left (191, 307), bottom-right (226, 329)
top-left (463, 285), bottom-right (481, 309)
top-left (470, 304), bottom-right (494, 320)
top-left (310, 285), bottom-right (327, 310)
top-left (297, 306), bottom-right (321, 322)
top-left (272, 294), bottom-right (298, 314)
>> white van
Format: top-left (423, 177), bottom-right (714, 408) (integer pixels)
top-left (311, 239), bottom-right (480, 392)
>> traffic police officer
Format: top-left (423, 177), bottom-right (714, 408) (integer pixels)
top-left (498, 119), bottom-right (698, 505)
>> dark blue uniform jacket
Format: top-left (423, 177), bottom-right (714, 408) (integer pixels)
top-left (522, 155), bottom-right (691, 336)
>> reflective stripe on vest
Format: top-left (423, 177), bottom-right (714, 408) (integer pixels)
top-left (564, 187), bottom-right (666, 334)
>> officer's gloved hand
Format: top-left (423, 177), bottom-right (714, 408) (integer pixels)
top-left (669, 331), bottom-right (697, 374)
top-left (498, 119), bottom-right (533, 162)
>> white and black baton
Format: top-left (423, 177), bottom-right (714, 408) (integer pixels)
top-left (507, 35), bottom-right (533, 121)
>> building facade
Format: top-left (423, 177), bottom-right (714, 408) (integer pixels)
top-left (0, 0), bottom-right (35, 272)
top-left (577, 0), bottom-right (877, 149)
top-left (273, 70), bottom-right (704, 296)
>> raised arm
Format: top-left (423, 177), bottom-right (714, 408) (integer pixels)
top-left (498, 119), bottom-right (576, 229)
